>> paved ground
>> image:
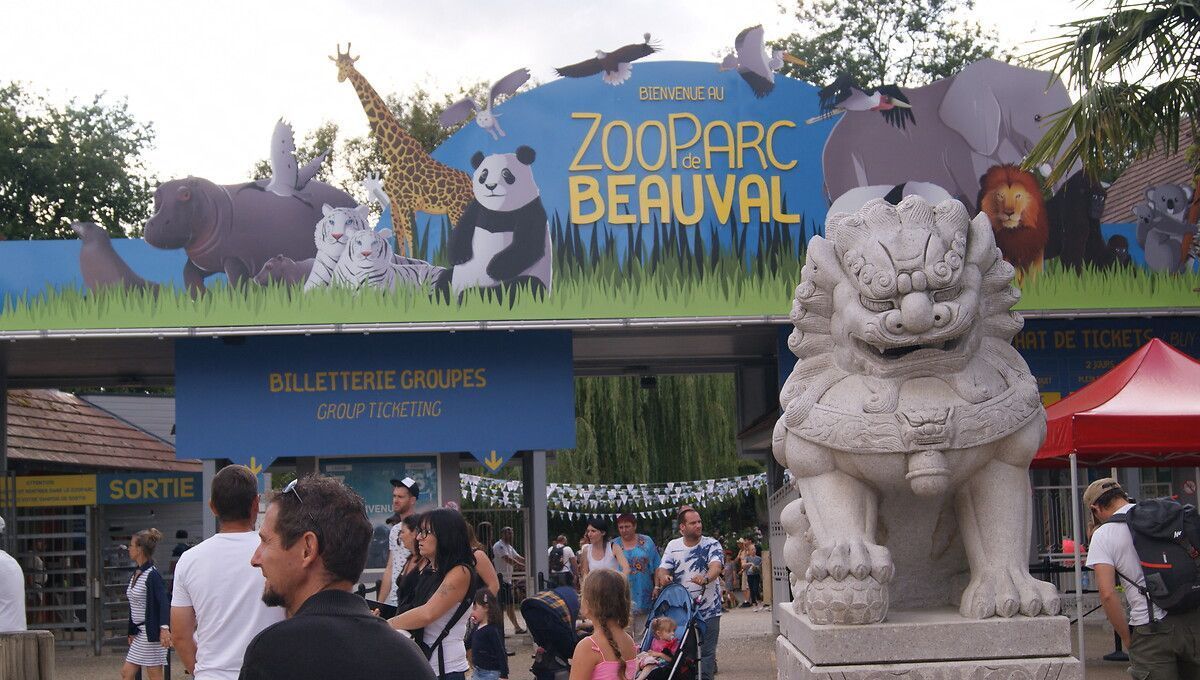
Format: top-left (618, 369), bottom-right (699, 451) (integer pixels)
top-left (53, 608), bottom-right (1133, 679)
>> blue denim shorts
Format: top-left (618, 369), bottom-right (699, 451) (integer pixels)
top-left (473, 669), bottom-right (502, 680)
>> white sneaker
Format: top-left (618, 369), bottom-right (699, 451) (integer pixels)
top-left (753, 605), bottom-right (761, 612)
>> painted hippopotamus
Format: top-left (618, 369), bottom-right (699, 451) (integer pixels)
top-left (143, 177), bottom-right (355, 291)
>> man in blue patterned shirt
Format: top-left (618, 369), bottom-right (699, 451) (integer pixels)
top-left (655, 507), bottom-right (724, 680)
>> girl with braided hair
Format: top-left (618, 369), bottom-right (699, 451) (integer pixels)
top-left (570, 569), bottom-right (638, 680)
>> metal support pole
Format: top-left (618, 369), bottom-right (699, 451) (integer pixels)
top-left (201, 460), bottom-right (217, 539)
top-left (0, 343), bottom-right (9, 554)
top-left (1069, 453), bottom-right (1087, 678)
top-left (523, 451), bottom-right (549, 593)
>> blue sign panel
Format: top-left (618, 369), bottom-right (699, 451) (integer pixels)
top-left (778, 317), bottom-right (1200, 404)
top-left (98, 472), bottom-right (202, 505)
top-left (175, 331), bottom-right (575, 467)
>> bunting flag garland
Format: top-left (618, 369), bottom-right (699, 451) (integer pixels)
top-left (459, 472), bottom-right (769, 520)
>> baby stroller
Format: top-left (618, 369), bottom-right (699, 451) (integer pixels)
top-left (522, 585), bottom-right (580, 680)
top-left (639, 583), bottom-right (703, 680)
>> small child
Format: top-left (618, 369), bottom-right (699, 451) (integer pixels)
top-left (468, 588), bottom-right (508, 680)
top-left (572, 569), bottom-right (638, 680)
top-left (635, 617), bottom-right (680, 680)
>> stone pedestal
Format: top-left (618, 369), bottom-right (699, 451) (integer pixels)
top-left (776, 603), bottom-right (1082, 679)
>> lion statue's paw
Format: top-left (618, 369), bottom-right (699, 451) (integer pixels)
top-left (960, 567), bottom-right (1062, 619)
top-left (807, 539), bottom-right (894, 583)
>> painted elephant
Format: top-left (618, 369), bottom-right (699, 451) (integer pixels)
top-left (820, 58), bottom-right (1081, 212)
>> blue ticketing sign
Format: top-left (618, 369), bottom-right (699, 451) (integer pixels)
top-left (175, 330), bottom-right (576, 468)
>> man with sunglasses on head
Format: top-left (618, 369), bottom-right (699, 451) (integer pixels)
top-left (240, 475), bottom-right (433, 680)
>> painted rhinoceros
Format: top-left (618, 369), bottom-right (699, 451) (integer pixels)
top-left (143, 177), bottom-right (355, 292)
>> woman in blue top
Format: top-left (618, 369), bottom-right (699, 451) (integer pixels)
top-left (613, 513), bottom-right (660, 637)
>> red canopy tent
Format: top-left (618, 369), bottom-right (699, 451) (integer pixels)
top-left (1033, 338), bottom-right (1200, 468)
top-left (1028, 338), bottom-right (1200, 663)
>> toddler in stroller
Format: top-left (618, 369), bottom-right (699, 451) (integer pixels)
top-left (637, 583), bottom-right (702, 680)
top-left (634, 617), bottom-right (679, 680)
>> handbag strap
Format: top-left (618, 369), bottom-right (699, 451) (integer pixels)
top-left (425, 567), bottom-right (476, 677)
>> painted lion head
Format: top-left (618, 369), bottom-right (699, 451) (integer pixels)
top-left (978, 165), bottom-right (1047, 232)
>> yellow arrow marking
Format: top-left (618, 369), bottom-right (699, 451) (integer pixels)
top-left (483, 450), bottom-right (504, 471)
top-left (248, 456), bottom-right (264, 476)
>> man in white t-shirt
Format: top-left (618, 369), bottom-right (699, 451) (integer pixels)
top-left (1085, 477), bottom-right (1200, 678)
top-left (171, 465), bottom-right (284, 680)
top-left (547, 534), bottom-right (576, 589)
top-left (0, 517), bottom-right (26, 632)
top-left (656, 507), bottom-right (724, 680)
top-left (492, 526), bottom-right (526, 634)
top-left (379, 478), bottom-right (418, 608)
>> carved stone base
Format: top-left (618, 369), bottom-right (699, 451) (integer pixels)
top-left (777, 603), bottom-right (1081, 679)
top-left (777, 636), bottom-right (1082, 679)
top-left (805, 576), bottom-right (888, 624)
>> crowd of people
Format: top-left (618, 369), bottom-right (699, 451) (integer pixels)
top-left (0, 468), bottom-right (770, 680)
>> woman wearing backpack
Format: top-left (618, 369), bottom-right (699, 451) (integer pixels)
top-left (548, 535), bottom-right (576, 589)
top-left (390, 509), bottom-right (477, 680)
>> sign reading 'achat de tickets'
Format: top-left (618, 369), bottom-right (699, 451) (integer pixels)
top-left (174, 330), bottom-right (575, 468)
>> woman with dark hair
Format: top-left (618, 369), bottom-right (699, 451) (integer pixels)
top-left (390, 509), bottom-right (477, 680)
top-left (122, 528), bottom-right (170, 680)
top-left (466, 523), bottom-right (500, 596)
top-left (578, 518), bottom-right (630, 580)
top-left (393, 513), bottom-right (428, 615)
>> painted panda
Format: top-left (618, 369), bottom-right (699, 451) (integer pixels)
top-left (447, 145), bottom-right (552, 297)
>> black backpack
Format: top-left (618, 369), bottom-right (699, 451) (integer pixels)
top-left (1108, 498), bottom-right (1200, 619)
top-left (548, 544), bottom-right (565, 572)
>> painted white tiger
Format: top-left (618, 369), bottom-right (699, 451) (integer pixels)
top-left (333, 228), bottom-right (399, 292)
top-left (303, 203), bottom-right (371, 292)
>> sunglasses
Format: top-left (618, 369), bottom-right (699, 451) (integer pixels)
top-left (416, 528), bottom-right (432, 539)
top-left (281, 479), bottom-right (323, 550)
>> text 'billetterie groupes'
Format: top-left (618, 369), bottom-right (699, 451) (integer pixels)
top-left (268, 368), bottom-right (487, 393)
top-left (267, 369), bottom-right (487, 421)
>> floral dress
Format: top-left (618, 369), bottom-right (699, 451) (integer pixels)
top-left (615, 534), bottom-right (660, 614)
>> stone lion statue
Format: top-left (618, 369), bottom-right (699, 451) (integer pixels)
top-left (772, 196), bottom-right (1060, 624)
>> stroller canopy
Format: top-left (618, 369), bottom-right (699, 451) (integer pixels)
top-left (641, 583), bottom-right (697, 650)
top-left (521, 586), bottom-right (580, 661)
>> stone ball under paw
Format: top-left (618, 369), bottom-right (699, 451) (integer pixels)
top-left (805, 575), bottom-right (888, 625)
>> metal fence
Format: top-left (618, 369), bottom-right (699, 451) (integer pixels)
top-left (16, 505), bottom-right (94, 648)
top-left (462, 508), bottom-right (534, 597)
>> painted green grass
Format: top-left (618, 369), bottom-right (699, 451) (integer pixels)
top-left (1014, 261), bottom-right (1200, 311)
top-left (2, 256), bottom-right (1196, 332)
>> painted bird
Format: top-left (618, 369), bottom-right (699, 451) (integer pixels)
top-left (555, 33), bottom-right (659, 86)
top-left (718, 25), bottom-right (806, 98)
top-left (265, 119), bottom-right (330, 198)
top-left (805, 75), bottom-right (914, 129)
top-left (439, 68), bottom-right (532, 141)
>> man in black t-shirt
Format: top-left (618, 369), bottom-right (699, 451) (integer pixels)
top-left (239, 475), bottom-right (432, 680)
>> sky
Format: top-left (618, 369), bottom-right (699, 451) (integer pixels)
top-left (1, 0), bottom-right (1098, 184)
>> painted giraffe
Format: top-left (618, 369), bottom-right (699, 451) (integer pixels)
top-left (330, 44), bottom-right (472, 256)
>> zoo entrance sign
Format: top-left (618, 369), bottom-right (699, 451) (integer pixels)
top-left (0, 57), bottom-right (1192, 337)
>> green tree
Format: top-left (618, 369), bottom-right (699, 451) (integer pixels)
top-left (0, 82), bottom-right (156, 239)
top-left (771, 0), bottom-right (1005, 87)
top-left (1023, 0), bottom-right (1199, 189)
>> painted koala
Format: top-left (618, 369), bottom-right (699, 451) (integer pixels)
top-left (446, 146), bottom-right (552, 297)
top-left (1134, 184), bottom-right (1196, 273)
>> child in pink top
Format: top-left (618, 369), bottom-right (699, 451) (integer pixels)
top-left (635, 617), bottom-right (679, 680)
top-left (570, 569), bottom-right (638, 680)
